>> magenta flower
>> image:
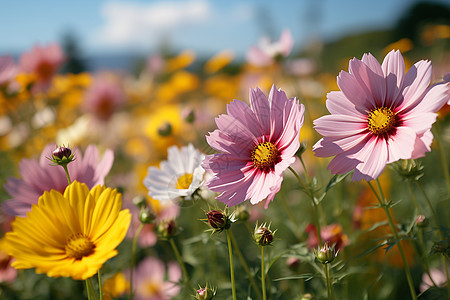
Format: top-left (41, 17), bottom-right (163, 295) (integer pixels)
top-left (203, 85), bottom-right (305, 208)
top-left (19, 43), bottom-right (65, 89)
top-left (313, 50), bottom-right (450, 181)
top-left (0, 56), bottom-right (18, 86)
top-left (131, 257), bottom-right (181, 300)
top-left (83, 76), bottom-right (126, 121)
top-left (2, 144), bottom-right (114, 216)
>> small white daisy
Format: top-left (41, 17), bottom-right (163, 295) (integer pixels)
top-left (144, 144), bottom-right (205, 202)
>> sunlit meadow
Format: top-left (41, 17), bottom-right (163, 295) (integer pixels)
top-left (0, 2), bottom-right (449, 300)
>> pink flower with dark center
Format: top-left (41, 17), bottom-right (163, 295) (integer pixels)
top-left (2, 144), bottom-right (114, 216)
top-left (19, 43), bottom-right (65, 89)
top-left (83, 76), bottom-right (126, 121)
top-left (131, 257), bottom-right (181, 300)
top-left (246, 29), bottom-right (294, 67)
top-left (203, 85), bottom-right (305, 208)
top-left (313, 50), bottom-right (449, 181)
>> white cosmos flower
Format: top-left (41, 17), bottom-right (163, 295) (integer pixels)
top-left (144, 144), bottom-right (205, 202)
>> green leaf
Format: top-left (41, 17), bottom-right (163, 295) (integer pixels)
top-left (273, 273), bottom-right (317, 282)
top-left (324, 171), bottom-right (352, 193)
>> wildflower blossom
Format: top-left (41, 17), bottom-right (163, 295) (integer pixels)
top-left (305, 223), bottom-right (349, 250)
top-left (83, 76), bottom-right (126, 121)
top-left (313, 50), bottom-right (450, 181)
top-left (203, 85), bottom-right (304, 208)
top-left (19, 43), bottom-right (65, 90)
top-left (246, 29), bottom-right (294, 67)
top-left (132, 257), bottom-right (181, 300)
top-left (2, 144), bottom-right (114, 216)
top-left (144, 144), bottom-right (205, 202)
top-left (4, 181), bottom-right (131, 280)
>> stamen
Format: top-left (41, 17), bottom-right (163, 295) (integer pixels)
top-left (65, 233), bottom-right (95, 260)
top-left (251, 142), bottom-right (279, 170)
top-left (367, 107), bottom-right (396, 136)
top-left (176, 173), bottom-right (193, 189)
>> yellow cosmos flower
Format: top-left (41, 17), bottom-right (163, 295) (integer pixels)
top-left (4, 181), bottom-right (131, 280)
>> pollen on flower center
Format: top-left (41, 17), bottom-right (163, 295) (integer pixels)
top-left (367, 107), bottom-right (396, 135)
top-left (176, 173), bottom-right (193, 189)
top-left (251, 142), bottom-right (278, 169)
top-left (65, 233), bottom-right (95, 260)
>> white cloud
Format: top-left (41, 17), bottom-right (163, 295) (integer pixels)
top-left (92, 0), bottom-right (211, 50)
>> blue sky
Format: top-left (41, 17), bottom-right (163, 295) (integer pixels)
top-left (0, 0), bottom-right (444, 57)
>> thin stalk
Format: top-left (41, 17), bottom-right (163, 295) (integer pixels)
top-left (413, 180), bottom-right (450, 297)
top-left (289, 166), bottom-right (323, 245)
top-left (432, 127), bottom-right (450, 194)
top-left (130, 223), bottom-right (144, 300)
top-left (418, 228), bottom-right (438, 288)
top-left (86, 278), bottom-right (98, 300)
top-left (407, 182), bottom-right (422, 215)
top-left (169, 238), bottom-right (190, 285)
top-left (280, 193), bottom-right (300, 237)
top-left (98, 270), bottom-right (103, 300)
top-left (229, 230), bottom-right (263, 300)
top-left (414, 181), bottom-right (442, 239)
top-left (226, 230), bottom-right (237, 300)
top-left (261, 246), bottom-right (266, 300)
top-left (324, 263), bottom-right (335, 300)
top-left (367, 180), bottom-right (417, 300)
top-left (62, 164), bottom-right (72, 185)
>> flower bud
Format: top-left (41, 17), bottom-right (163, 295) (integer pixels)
top-left (157, 122), bottom-right (172, 136)
top-left (254, 224), bottom-right (275, 246)
top-left (157, 219), bottom-right (177, 238)
top-left (49, 145), bottom-right (75, 166)
top-left (391, 159), bottom-right (424, 181)
top-left (315, 242), bottom-right (337, 264)
top-left (194, 284), bottom-right (216, 300)
top-left (206, 210), bottom-right (230, 232)
top-left (300, 293), bottom-right (314, 300)
top-left (415, 214), bottom-right (428, 228)
top-left (139, 209), bottom-right (155, 224)
top-left (182, 108), bottom-right (195, 123)
top-left (132, 195), bottom-right (147, 209)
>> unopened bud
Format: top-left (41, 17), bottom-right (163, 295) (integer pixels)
top-left (415, 215), bottom-right (428, 228)
top-left (254, 224), bottom-right (275, 246)
top-left (194, 284), bottom-right (216, 300)
top-left (49, 145), bottom-right (75, 166)
top-left (158, 122), bottom-right (172, 136)
top-left (157, 220), bottom-right (177, 238)
top-left (301, 293), bottom-right (314, 300)
top-left (206, 210), bottom-right (231, 232)
top-left (315, 242), bottom-right (338, 264)
top-left (139, 209), bottom-right (155, 224)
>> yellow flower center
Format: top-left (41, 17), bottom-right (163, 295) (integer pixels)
top-left (367, 107), bottom-right (396, 135)
top-left (65, 233), bottom-right (95, 260)
top-left (176, 173), bottom-right (193, 189)
top-left (251, 142), bottom-right (278, 169)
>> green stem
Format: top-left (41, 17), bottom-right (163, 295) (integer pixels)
top-left (407, 182), bottom-right (422, 215)
top-left (229, 230), bottom-right (263, 300)
top-left (289, 166), bottom-right (323, 245)
top-left (414, 181), bottom-right (442, 239)
top-left (418, 228), bottom-right (438, 288)
top-left (86, 278), bottom-right (98, 300)
top-left (130, 223), bottom-right (144, 300)
top-left (324, 263), bottom-right (334, 300)
top-left (62, 164), bottom-right (72, 185)
top-left (261, 246), bottom-right (266, 300)
top-left (169, 238), bottom-right (190, 286)
top-left (432, 127), bottom-right (450, 195)
top-left (226, 230), bottom-right (237, 300)
top-left (413, 180), bottom-right (450, 297)
top-left (98, 270), bottom-right (103, 300)
top-left (367, 180), bottom-right (417, 300)
top-left (280, 192), bottom-right (300, 238)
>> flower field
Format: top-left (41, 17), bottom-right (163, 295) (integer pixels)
top-left (0, 3), bottom-right (449, 300)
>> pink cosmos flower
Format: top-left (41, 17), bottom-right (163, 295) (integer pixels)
top-left (83, 76), bottom-right (126, 121)
top-left (0, 56), bottom-right (18, 86)
top-left (313, 50), bottom-right (450, 181)
top-left (2, 144), bottom-right (114, 216)
top-left (420, 268), bottom-right (447, 292)
top-left (202, 85), bottom-right (305, 208)
top-left (246, 29), bottom-right (294, 67)
top-left (19, 43), bottom-right (65, 89)
top-left (131, 257), bottom-right (181, 300)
